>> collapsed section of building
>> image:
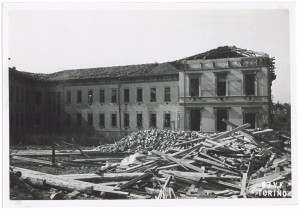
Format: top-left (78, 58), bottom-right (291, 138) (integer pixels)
top-left (9, 46), bottom-right (276, 143)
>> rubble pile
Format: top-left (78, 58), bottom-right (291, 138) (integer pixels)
top-left (94, 129), bottom-right (206, 153)
top-left (10, 121), bottom-right (292, 199)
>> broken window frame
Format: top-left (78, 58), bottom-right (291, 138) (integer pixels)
top-left (214, 108), bottom-right (229, 132)
top-left (243, 112), bottom-right (256, 129)
top-left (150, 87), bottom-right (157, 102)
top-left (214, 72), bottom-right (229, 97)
top-left (243, 71), bottom-right (257, 96)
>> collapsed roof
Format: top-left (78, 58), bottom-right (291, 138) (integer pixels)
top-left (10, 46), bottom-right (272, 82)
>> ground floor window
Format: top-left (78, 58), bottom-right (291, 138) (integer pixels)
top-left (244, 112), bottom-right (256, 129)
top-left (216, 109), bottom-right (228, 132)
top-left (190, 109), bottom-right (201, 131)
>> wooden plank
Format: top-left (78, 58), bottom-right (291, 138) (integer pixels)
top-left (160, 170), bottom-right (241, 180)
top-left (119, 171), bottom-right (154, 190)
top-left (12, 156), bottom-right (55, 166)
top-left (58, 172), bottom-right (145, 181)
top-left (13, 167), bottom-right (129, 196)
top-left (72, 158), bottom-right (124, 162)
top-left (223, 120), bottom-right (290, 154)
top-left (151, 150), bottom-right (204, 173)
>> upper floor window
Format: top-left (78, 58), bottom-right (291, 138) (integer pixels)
top-left (111, 89), bottom-right (117, 103)
top-left (124, 89), bottom-right (130, 103)
top-left (35, 91), bottom-right (41, 105)
top-left (164, 87), bottom-right (171, 102)
top-left (77, 91), bottom-right (82, 104)
top-left (88, 90), bottom-right (93, 104)
top-left (137, 88), bottom-right (143, 102)
top-left (100, 89), bottom-right (105, 103)
top-left (244, 74), bottom-right (256, 96)
top-left (190, 78), bottom-right (199, 97)
top-left (216, 74), bottom-right (227, 96)
top-left (150, 88), bottom-right (156, 102)
top-left (66, 91), bottom-right (71, 104)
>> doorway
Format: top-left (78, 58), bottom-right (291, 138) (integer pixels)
top-left (244, 113), bottom-right (256, 129)
top-left (216, 109), bottom-right (228, 132)
top-left (190, 109), bottom-right (201, 131)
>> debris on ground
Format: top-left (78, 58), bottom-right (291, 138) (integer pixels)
top-left (10, 121), bottom-right (291, 200)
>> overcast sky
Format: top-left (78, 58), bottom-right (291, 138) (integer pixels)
top-left (7, 3), bottom-right (290, 103)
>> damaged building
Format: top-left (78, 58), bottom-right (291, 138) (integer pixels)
top-left (9, 46), bottom-right (276, 143)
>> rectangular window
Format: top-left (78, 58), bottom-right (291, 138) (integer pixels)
top-left (244, 74), bottom-right (256, 96)
top-left (10, 87), bottom-right (14, 102)
top-left (124, 113), bottom-right (130, 127)
top-left (21, 89), bottom-right (24, 103)
top-left (164, 87), bottom-right (171, 102)
top-left (137, 88), bottom-right (143, 102)
top-left (244, 112), bottom-right (256, 129)
top-left (99, 114), bottom-right (105, 127)
top-left (100, 89), bottom-right (105, 103)
top-left (137, 113), bottom-right (143, 127)
top-left (111, 114), bottom-right (117, 127)
top-left (124, 89), bottom-right (130, 103)
top-left (16, 88), bottom-right (19, 103)
top-left (111, 89), bottom-right (117, 103)
top-left (190, 78), bottom-right (199, 97)
top-left (66, 91), bottom-right (71, 104)
top-left (77, 91), bottom-right (82, 103)
top-left (88, 90), bottom-right (93, 104)
top-left (77, 113), bottom-right (82, 127)
top-left (216, 75), bottom-right (227, 96)
top-left (150, 88), bottom-right (156, 102)
top-left (88, 113), bottom-right (93, 127)
top-left (216, 109), bottom-right (228, 132)
top-left (35, 91), bottom-right (41, 105)
top-left (164, 113), bottom-right (171, 128)
top-left (66, 113), bottom-right (71, 127)
top-left (150, 113), bottom-right (157, 128)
